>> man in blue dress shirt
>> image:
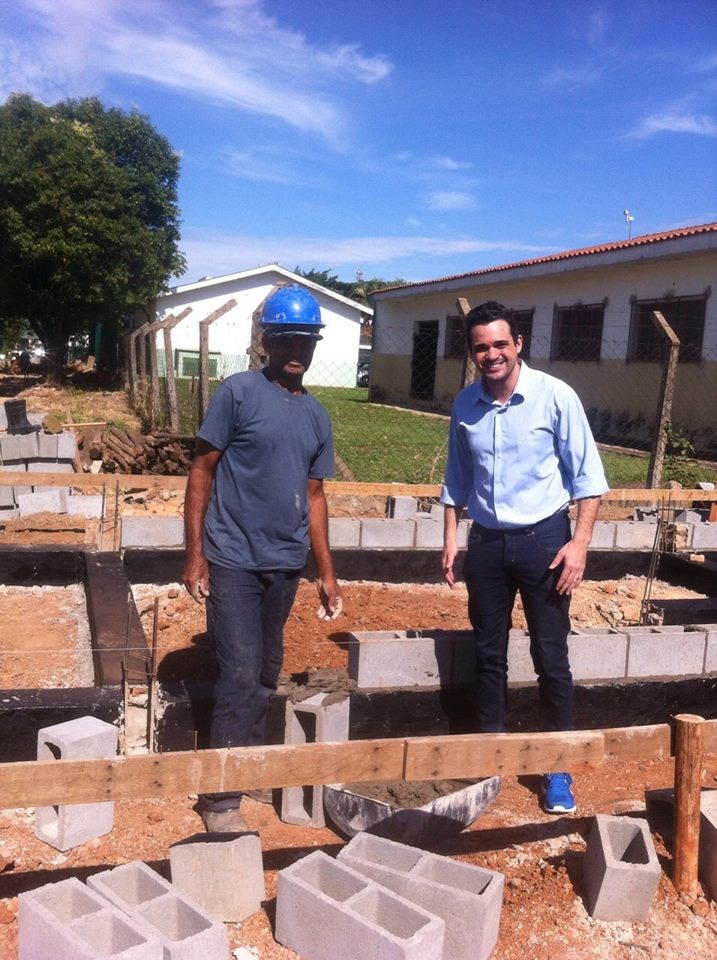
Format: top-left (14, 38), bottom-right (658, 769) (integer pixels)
top-left (441, 300), bottom-right (608, 814)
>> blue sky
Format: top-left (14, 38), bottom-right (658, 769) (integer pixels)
top-left (2, 0), bottom-right (716, 285)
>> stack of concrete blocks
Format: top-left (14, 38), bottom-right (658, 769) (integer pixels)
top-left (169, 831), bottom-right (265, 922)
top-left (582, 814), bottom-right (661, 921)
top-left (88, 860), bottom-right (228, 959)
top-left (275, 849), bottom-right (445, 960)
top-left (18, 877), bottom-right (163, 960)
top-left (0, 418), bottom-right (80, 518)
top-left (338, 832), bottom-right (504, 960)
top-left (35, 716), bottom-right (119, 851)
top-left (281, 691), bottom-right (350, 827)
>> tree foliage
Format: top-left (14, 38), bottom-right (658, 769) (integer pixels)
top-left (0, 93), bottom-right (185, 379)
top-left (293, 266), bottom-right (405, 307)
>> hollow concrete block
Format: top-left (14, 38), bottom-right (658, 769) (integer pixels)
top-left (699, 790), bottom-right (717, 902)
top-left (625, 627), bottom-right (706, 678)
top-left (36, 716), bottom-right (118, 851)
top-left (614, 521), bottom-right (660, 550)
top-left (388, 496), bottom-right (418, 520)
top-left (506, 629), bottom-right (535, 682)
top-left (700, 624), bottom-right (717, 674)
top-left (275, 850), bottom-right (445, 960)
top-left (67, 494), bottom-right (105, 518)
top-left (281, 692), bottom-right (350, 827)
top-left (17, 431), bottom-right (39, 460)
top-left (88, 860), bottom-right (228, 960)
top-left (347, 631), bottom-right (451, 689)
top-left (692, 523), bottom-right (717, 549)
top-left (0, 433), bottom-right (22, 462)
top-left (329, 517), bottom-right (361, 547)
top-left (360, 519), bottom-right (416, 548)
top-left (582, 814), bottom-right (661, 921)
top-left (567, 630), bottom-right (628, 680)
top-left (120, 515), bottom-right (185, 548)
top-left (28, 459), bottom-right (75, 474)
top-left (37, 432), bottom-right (59, 459)
top-left (57, 429), bottom-right (78, 460)
top-left (414, 519), bottom-right (443, 549)
top-left (19, 877), bottom-right (162, 960)
top-left (18, 487), bottom-right (67, 517)
top-left (338, 832), bottom-right (503, 960)
top-left (589, 521), bottom-right (617, 549)
top-left (169, 831), bottom-right (265, 922)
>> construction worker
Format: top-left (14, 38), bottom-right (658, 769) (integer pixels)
top-left (183, 285), bottom-right (343, 832)
top-left (441, 300), bottom-right (608, 815)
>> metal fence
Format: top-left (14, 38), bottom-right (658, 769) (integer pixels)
top-left (124, 316), bottom-right (717, 484)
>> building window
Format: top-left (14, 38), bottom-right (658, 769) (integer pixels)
top-left (628, 297), bottom-right (706, 363)
top-left (551, 304), bottom-right (604, 361)
top-left (175, 349), bottom-right (220, 378)
top-left (513, 309), bottom-right (534, 361)
top-left (444, 315), bottom-right (465, 359)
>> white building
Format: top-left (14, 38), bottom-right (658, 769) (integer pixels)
top-left (143, 264), bottom-right (372, 388)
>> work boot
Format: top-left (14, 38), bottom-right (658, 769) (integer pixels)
top-left (201, 807), bottom-right (249, 833)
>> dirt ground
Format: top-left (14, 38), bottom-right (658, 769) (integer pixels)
top-left (1, 380), bottom-right (716, 956)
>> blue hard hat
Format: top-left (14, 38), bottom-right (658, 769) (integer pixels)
top-left (261, 286), bottom-right (324, 331)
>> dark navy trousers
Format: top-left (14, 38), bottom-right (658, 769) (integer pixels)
top-left (203, 563), bottom-right (300, 811)
top-left (462, 509), bottom-right (573, 734)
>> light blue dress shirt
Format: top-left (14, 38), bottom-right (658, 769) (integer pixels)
top-left (440, 361), bottom-right (609, 529)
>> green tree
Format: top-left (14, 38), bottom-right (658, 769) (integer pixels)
top-left (293, 266), bottom-right (405, 307)
top-left (0, 93), bottom-right (185, 382)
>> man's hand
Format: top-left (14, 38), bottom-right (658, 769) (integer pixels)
top-left (183, 554), bottom-right (210, 603)
top-left (549, 538), bottom-right (588, 595)
top-left (442, 542), bottom-right (458, 588)
top-left (316, 576), bottom-right (343, 620)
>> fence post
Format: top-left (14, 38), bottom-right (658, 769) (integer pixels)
top-left (647, 310), bottom-right (680, 489)
top-left (673, 713), bottom-right (704, 898)
top-left (196, 299), bottom-right (238, 424)
top-left (456, 297), bottom-right (476, 388)
top-left (148, 318), bottom-right (163, 429)
top-left (158, 307), bottom-right (192, 434)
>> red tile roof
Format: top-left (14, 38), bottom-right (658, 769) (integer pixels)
top-left (372, 221), bottom-right (717, 296)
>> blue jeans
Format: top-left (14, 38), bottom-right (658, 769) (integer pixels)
top-left (203, 564), bottom-right (300, 811)
top-left (462, 509), bottom-right (573, 734)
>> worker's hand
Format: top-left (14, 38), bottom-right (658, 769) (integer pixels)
top-left (550, 539), bottom-right (588, 595)
top-left (316, 576), bottom-right (343, 620)
top-left (183, 554), bottom-right (210, 603)
top-left (442, 541), bottom-right (458, 588)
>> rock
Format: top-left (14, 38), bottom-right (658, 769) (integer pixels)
top-left (0, 903), bottom-right (15, 924)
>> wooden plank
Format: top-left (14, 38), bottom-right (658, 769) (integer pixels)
top-left (404, 730), bottom-right (605, 779)
top-left (0, 472), bottom-right (187, 491)
top-left (324, 482), bottom-right (443, 497)
top-left (0, 738), bottom-right (407, 809)
top-left (602, 723), bottom-right (672, 761)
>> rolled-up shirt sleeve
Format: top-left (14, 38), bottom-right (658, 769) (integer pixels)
top-left (440, 404), bottom-right (473, 507)
top-left (555, 386), bottom-right (609, 500)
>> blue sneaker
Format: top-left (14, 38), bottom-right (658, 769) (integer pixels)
top-left (543, 772), bottom-right (576, 814)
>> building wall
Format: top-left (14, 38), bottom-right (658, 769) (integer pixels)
top-left (371, 250), bottom-right (716, 452)
top-left (151, 272), bottom-right (362, 388)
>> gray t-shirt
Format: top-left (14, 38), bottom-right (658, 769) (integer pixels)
top-left (198, 370), bottom-right (335, 571)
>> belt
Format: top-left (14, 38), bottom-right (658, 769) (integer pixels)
top-left (472, 506), bottom-right (569, 537)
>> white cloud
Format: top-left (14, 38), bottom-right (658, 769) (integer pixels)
top-left (628, 103), bottom-right (717, 139)
top-left (178, 227), bottom-right (553, 281)
top-left (224, 149), bottom-right (304, 185)
top-left (425, 191), bottom-right (475, 212)
top-left (541, 66), bottom-right (601, 89)
top-left (0, 0), bottom-right (393, 144)
top-left (430, 155), bottom-right (472, 171)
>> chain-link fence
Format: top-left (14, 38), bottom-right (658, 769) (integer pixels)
top-left (125, 316), bottom-right (717, 485)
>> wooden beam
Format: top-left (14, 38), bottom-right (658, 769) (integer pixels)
top-left (0, 471), bottom-right (187, 491)
top-left (2, 722), bottom-right (715, 809)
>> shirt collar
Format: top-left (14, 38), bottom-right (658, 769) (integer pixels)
top-left (474, 359), bottom-right (532, 405)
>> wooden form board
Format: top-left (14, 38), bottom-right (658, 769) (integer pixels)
top-left (0, 471), bottom-right (715, 503)
top-left (1, 721), bottom-right (715, 809)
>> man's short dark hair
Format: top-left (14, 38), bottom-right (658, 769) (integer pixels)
top-left (465, 301), bottom-right (519, 346)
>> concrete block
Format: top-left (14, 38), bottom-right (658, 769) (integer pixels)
top-left (275, 850), bottom-right (445, 960)
top-left (614, 521), bottom-right (660, 550)
top-left (57, 430), bottom-right (79, 460)
top-left (429, 502), bottom-right (444, 522)
top-left (700, 790), bottom-right (717, 901)
top-left (360, 519), bottom-right (416, 549)
top-left (674, 510), bottom-right (702, 524)
top-left (67, 494), bottom-right (104, 518)
top-left (0, 504), bottom-right (19, 519)
top-left (692, 523), bottom-right (717, 549)
top-left (0, 484), bottom-right (15, 507)
top-left (329, 517), bottom-right (361, 547)
top-left (120, 516), bottom-right (185, 548)
top-left (347, 631), bottom-right (453, 689)
top-left (414, 519), bottom-right (443, 549)
top-left (625, 626), bottom-right (706, 679)
top-left (37, 432), bottom-right (59, 459)
top-left (0, 433), bottom-right (22, 463)
top-left (700, 624), bottom-right (717, 674)
top-left (27, 459), bottom-right (75, 474)
top-left (338, 832), bottom-right (503, 960)
top-left (589, 521), bottom-right (616, 549)
top-left (18, 488), bottom-right (67, 516)
top-left (582, 814), bottom-right (661, 921)
top-left (282, 692), bottom-right (350, 828)
top-left (457, 518), bottom-right (471, 548)
top-left (19, 876), bottom-right (162, 960)
top-left (36, 717), bottom-right (118, 851)
top-left (17, 431), bottom-right (39, 459)
top-left (568, 630), bottom-right (628, 680)
top-left (388, 496), bottom-right (418, 519)
top-left (89, 860), bottom-right (227, 960)
top-left (169, 831), bottom-right (265, 922)
top-left (506, 629), bottom-right (535, 683)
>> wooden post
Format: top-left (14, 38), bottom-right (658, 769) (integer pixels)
top-left (148, 318), bottom-right (162, 429)
top-left (198, 319), bottom-right (210, 422)
top-left (647, 310), bottom-right (680, 489)
top-left (456, 297), bottom-right (475, 389)
top-left (673, 713), bottom-right (704, 897)
top-left (159, 307), bottom-right (193, 434)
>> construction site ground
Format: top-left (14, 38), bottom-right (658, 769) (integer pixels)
top-left (1, 379), bottom-right (716, 957)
